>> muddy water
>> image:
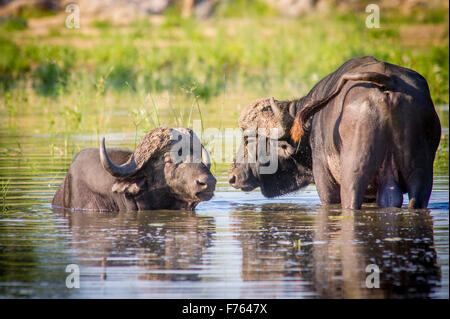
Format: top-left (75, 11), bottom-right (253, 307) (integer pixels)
top-left (0, 110), bottom-right (448, 299)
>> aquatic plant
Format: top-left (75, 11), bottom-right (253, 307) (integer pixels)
top-left (0, 179), bottom-right (10, 212)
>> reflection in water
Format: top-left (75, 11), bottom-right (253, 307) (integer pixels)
top-left (0, 101), bottom-right (447, 299)
top-left (0, 124), bottom-right (447, 298)
top-left (230, 204), bottom-right (316, 296)
top-left (312, 206), bottom-right (370, 298)
top-left (54, 208), bottom-right (215, 285)
top-left (231, 203), bottom-right (441, 298)
top-left (0, 189), bottom-right (444, 298)
top-left (353, 208), bottom-right (440, 298)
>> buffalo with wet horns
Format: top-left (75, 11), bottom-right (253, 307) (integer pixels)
top-left (53, 127), bottom-right (216, 211)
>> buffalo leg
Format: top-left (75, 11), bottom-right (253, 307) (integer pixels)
top-left (313, 159), bottom-right (341, 204)
top-left (376, 155), bottom-right (403, 208)
top-left (337, 92), bottom-right (390, 209)
top-left (407, 168), bottom-right (433, 209)
top-left (338, 110), bottom-right (385, 209)
top-left (340, 155), bottom-right (379, 210)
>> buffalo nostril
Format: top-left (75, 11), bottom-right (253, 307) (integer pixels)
top-left (196, 176), bottom-right (216, 189)
top-left (206, 175), bottom-right (216, 189)
top-left (229, 175), bottom-right (236, 185)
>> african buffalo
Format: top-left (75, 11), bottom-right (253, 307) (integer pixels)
top-left (52, 127), bottom-right (216, 211)
top-left (229, 56), bottom-right (441, 209)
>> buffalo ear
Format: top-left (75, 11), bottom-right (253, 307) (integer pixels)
top-left (288, 101), bottom-right (296, 118)
top-left (112, 178), bottom-right (146, 195)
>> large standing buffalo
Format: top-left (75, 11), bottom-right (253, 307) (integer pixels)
top-left (53, 127), bottom-right (216, 211)
top-left (228, 56), bottom-right (441, 209)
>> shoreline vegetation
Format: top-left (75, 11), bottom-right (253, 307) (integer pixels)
top-left (0, 2), bottom-right (448, 174)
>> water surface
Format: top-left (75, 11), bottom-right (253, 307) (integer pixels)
top-left (0, 108), bottom-right (448, 299)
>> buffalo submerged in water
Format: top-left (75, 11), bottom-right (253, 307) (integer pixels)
top-left (52, 127), bottom-right (216, 211)
top-left (228, 56), bottom-right (441, 209)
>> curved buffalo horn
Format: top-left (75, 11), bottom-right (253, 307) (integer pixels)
top-left (201, 144), bottom-right (211, 170)
top-left (270, 97), bottom-right (282, 120)
top-left (100, 137), bottom-right (139, 177)
top-left (269, 97), bottom-right (286, 139)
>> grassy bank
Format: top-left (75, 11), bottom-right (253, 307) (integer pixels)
top-left (1, 5), bottom-right (448, 100)
top-left (0, 5), bottom-right (448, 173)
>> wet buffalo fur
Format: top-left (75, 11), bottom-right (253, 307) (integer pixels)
top-left (256, 133), bottom-right (313, 198)
top-left (229, 124), bottom-right (313, 198)
top-left (53, 127), bottom-right (216, 212)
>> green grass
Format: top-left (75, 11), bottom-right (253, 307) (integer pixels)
top-left (0, 5), bottom-right (448, 174)
top-left (215, 0), bottom-right (277, 18)
top-left (0, 17), bottom-right (27, 32)
top-left (90, 20), bottom-right (114, 29)
top-left (0, 7), bottom-right (448, 102)
top-left (1, 179), bottom-right (10, 212)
